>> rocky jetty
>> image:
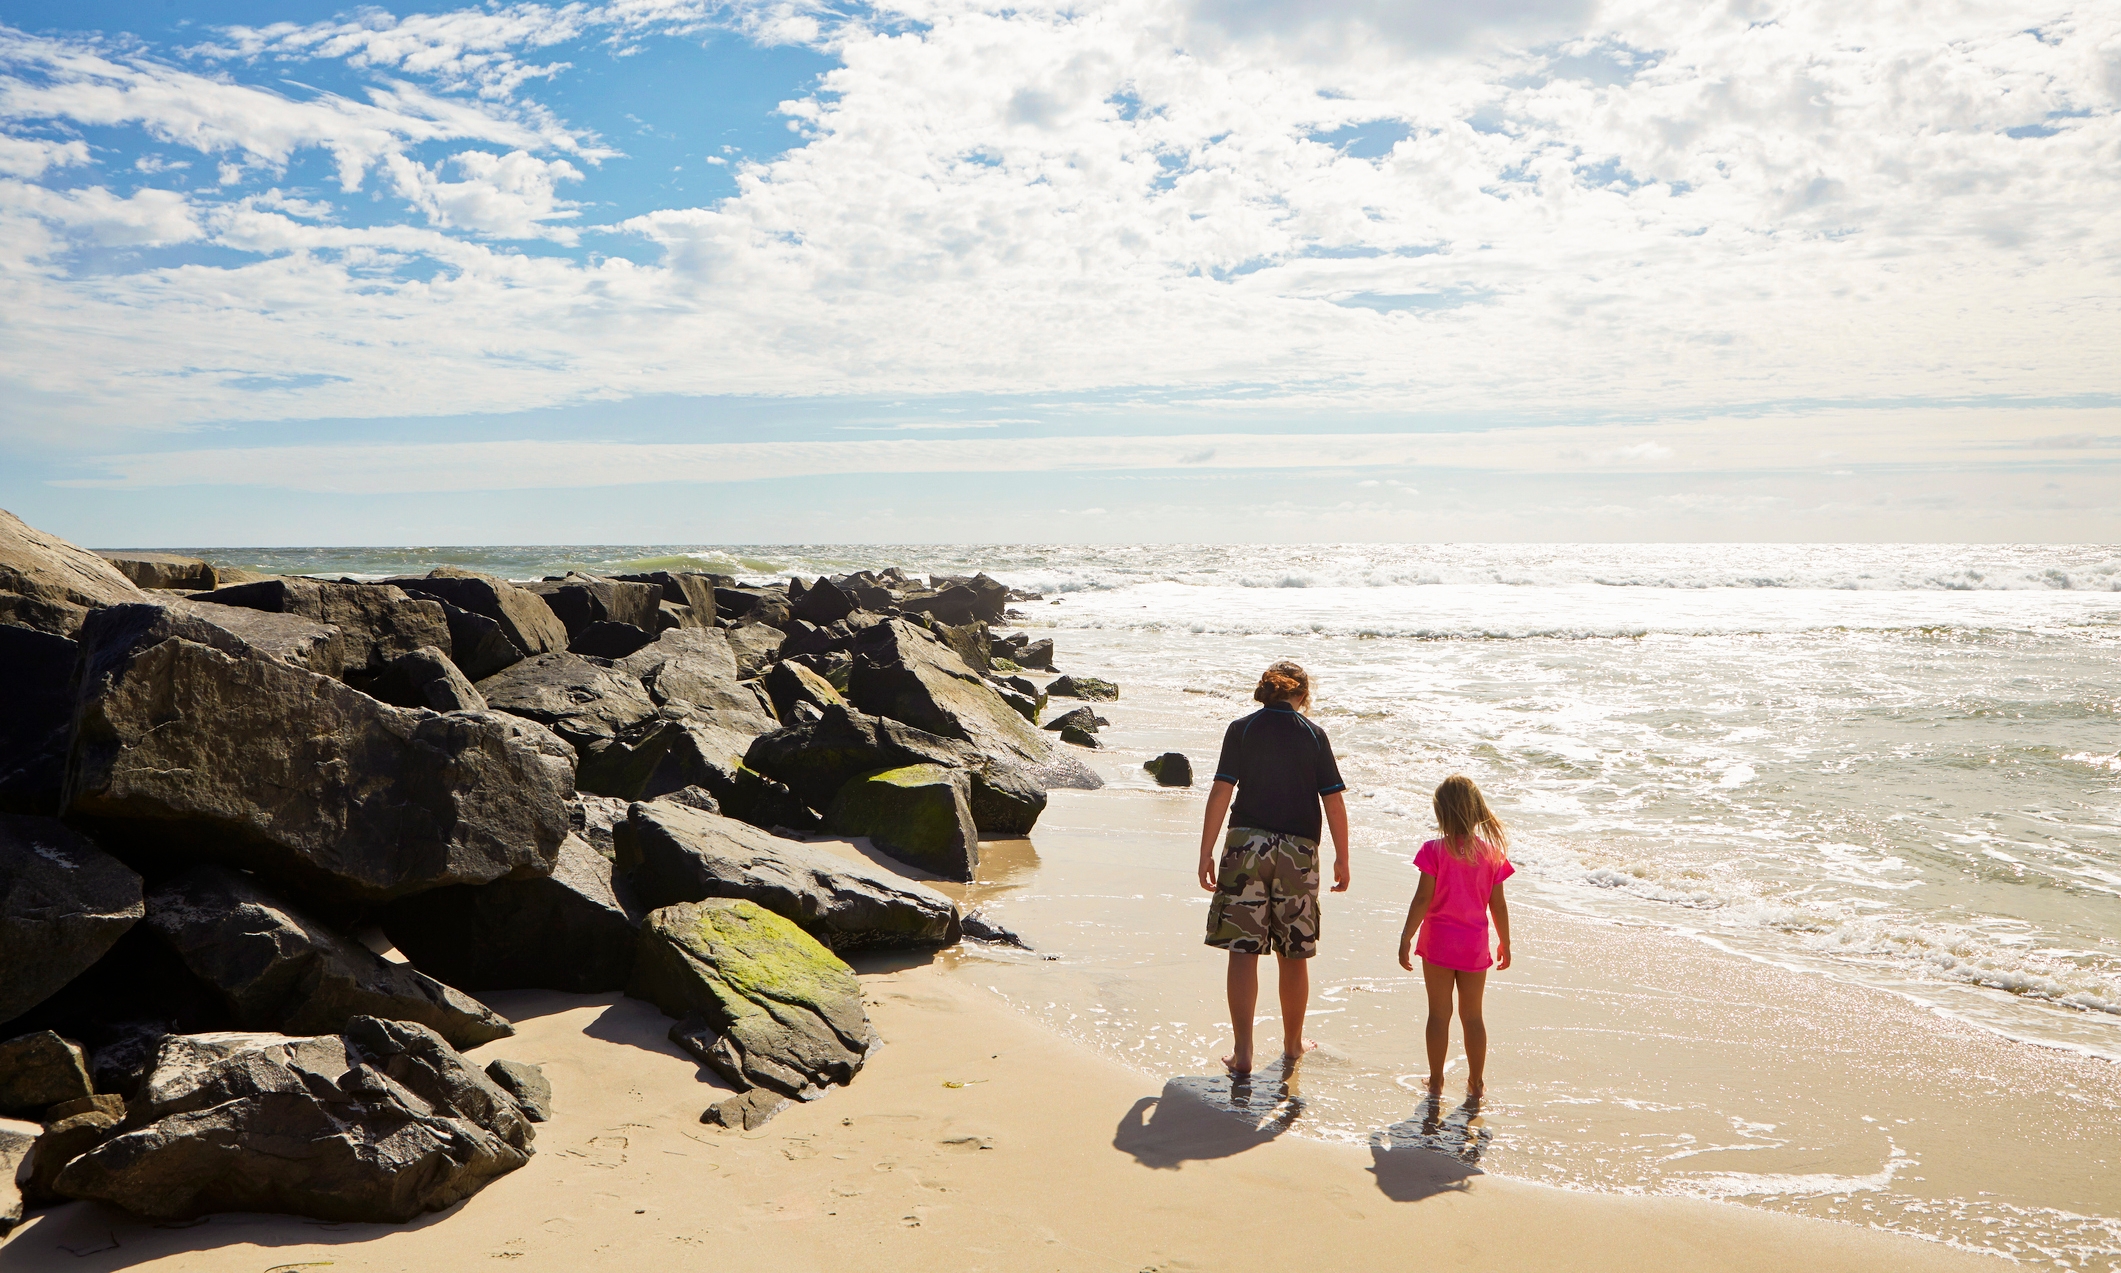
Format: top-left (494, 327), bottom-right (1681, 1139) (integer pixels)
top-left (0, 510), bottom-right (1121, 1232)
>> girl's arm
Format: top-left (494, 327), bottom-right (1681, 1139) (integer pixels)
top-left (1489, 879), bottom-right (1511, 970)
top-left (1322, 791), bottom-right (1350, 892)
top-left (1396, 874), bottom-right (1436, 970)
top-left (1198, 780), bottom-right (1236, 891)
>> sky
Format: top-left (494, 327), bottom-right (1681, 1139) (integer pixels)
top-left (0, 0), bottom-right (2114, 547)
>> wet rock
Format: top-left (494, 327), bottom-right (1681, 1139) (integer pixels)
top-left (1016, 637), bottom-right (1054, 670)
top-left (961, 909), bottom-right (1030, 949)
top-left (0, 625), bottom-right (77, 815)
top-left (0, 1117), bottom-right (32, 1233)
top-left (762, 659), bottom-right (845, 721)
top-left (0, 1032), bottom-right (93, 1116)
top-left (1049, 674), bottom-right (1118, 701)
top-left (525, 574), bottom-right (660, 638)
top-left (724, 622), bottom-right (786, 678)
top-left (365, 645), bottom-right (487, 712)
top-left (1044, 705), bottom-right (1100, 734)
top-left (191, 578), bottom-right (449, 684)
top-left (68, 621), bottom-right (574, 902)
top-left (627, 899), bottom-right (874, 1099)
top-left (380, 835), bottom-right (640, 994)
top-left (484, 1060), bottom-right (552, 1122)
top-left (744, 702), bottom-right (973, 811)
top-left (98, 552), bottom-right (216, 592)
top-left (790, 576), bottom-right (854, 625)
top-left (54, 1016), bottom-right (533, 1222)
top-left (568, 620), bottom-right (655, 659)
top-left (617, 802), bottom-right (959, 950)
top-left (1058, 725), bottom-right (1102, 749)
top-left (1145, 752), bottom-right (1195, 786)
top-left (825, 764), bottom-right (980, 881)
top-left (966, 764), bottom-right (1047, 836)
top-left (617, 628), bottom-right (758, 716)
top-left (0, 508), bottom-right (147, 636)
top-left (147, 865), bottom-right (513, 1050)
top-left (846, 620), bottom-right (1056, 768)
top-left (386, 568), bottom-right (569, 660)
top-left (0, 817), bottom-right (144, 1025)
top-left (477, 652), bottom-right (658, 764)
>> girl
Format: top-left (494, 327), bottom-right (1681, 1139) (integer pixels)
top-left (1396, 774), bottom-right (1513, 1100)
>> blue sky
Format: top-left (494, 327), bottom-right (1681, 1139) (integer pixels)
top-left (0, 0), bottom-right (2115, 546)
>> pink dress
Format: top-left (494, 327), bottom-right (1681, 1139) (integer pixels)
top-left (1413, 839), bottom-right (1514, 972)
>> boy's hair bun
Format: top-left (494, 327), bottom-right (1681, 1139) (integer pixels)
top-left (1253, 661), bottom-right (1311, 705)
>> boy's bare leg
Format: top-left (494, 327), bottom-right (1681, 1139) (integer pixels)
top-left (1277, 954), bottom-right (1318, 1060)
top-left (1421, 960), bottom-right (1456, 1094)
top-left (1457, 969), bottom-right (1490, 1098)
top-left (1224, 952), bottom-right (1260, 1074)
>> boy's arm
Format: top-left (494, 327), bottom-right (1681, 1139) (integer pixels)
top-left (1397, 874), bottom-right (1436, 970)
top-left (1490, 880), bottom-right (1511, 970)
top-left (1198, 780), bottom-right (1236, 891)
top-left (1322, 791), bottom-right (1350, 892)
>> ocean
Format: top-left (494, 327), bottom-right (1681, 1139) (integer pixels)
top-left (200, 541), bottom-right (2121, 1265)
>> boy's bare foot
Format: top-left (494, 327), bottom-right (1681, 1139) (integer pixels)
top-left (1466, 1084), bottom-right (1485, 1102)
top-left (1223, 1052), bottom-right (1252, 1075)
top-left (1281, 1039), bottom-right (1320, 1062)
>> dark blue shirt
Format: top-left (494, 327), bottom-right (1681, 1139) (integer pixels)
top-left (1213, 703), bottom-right (1346, 842)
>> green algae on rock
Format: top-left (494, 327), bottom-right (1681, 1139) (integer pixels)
top-left (824, 763), bottom-right (979, 881)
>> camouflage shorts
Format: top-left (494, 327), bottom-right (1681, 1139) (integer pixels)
top-left (1204, 827), bottom-right (1321, 959)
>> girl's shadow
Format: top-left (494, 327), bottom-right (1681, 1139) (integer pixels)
top-left (1367, 1096), bottom-right (1491, 1202)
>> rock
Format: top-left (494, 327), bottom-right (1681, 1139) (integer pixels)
top-left (989, 631), bottom-right (1028, 659)
top-left (484, 1059), bottom-right (552, 1122)
top-left (744, 702), bottom-right (973, 810)
top-left (429, 596), bottom-right (526, 681)
top-left (992, 683), bottom-right (1040, 724)
top-left (961, 909), bottom-right (1030, 949)
top-left (0, 1032), bottom-right (93, 1116)
top-left (897, 584), bottom-right (980, 626)
top-left (191, 578), bottom-right (449, 684)
top-left (627, 899), bottom-right (874, 1099)
top-left (98, 552), bottom-right (216, 592)
top-left (574, 709), bottom-right (784, 813)
top-left (712, 586), bottom-right (763, 623)
top-left (789, 577), bottom-right (854, 625)
top-left (53, 1016), bottom-right (533, 1222)
top-left (617, 628), bottom-right (758, 716)
top-left (1044, 705), bottom-right (1100, 734)
top-left (616, 802), bottom-right (959, 950)
top-left (570, 793), bottom-right (632, 860)
top-left (146, 865), bottom-right (514, 1050)
top-left (0, 1117), bottom-right (32, 1233)
top-left (966, 765), bottom-right (1047, 835)
top-left (724, 622), bottom-right (786, 678)
top-left (0, 625), bottom-right (77, 815)
top-left (614, 571), bottom-right (726, 619)
top-left (364, 645), bottom-right (487, 712)
top-left (0, 817), bottom-right (144, 1026)
top-left (525, 574), bottom-right (660, 638)
top-left (762, 659), bottom-right (845, 721)
top-left (26, 1096), bottom-right (125, 1204)
top-left (476, 652), bottom-right (658, 763)
top-left (846, 620), bottom-right (1056, 767)
top-left (657, 785), bottom-right (722, 814)
top-left (1145, 752), bottom-right (1195, 786)
top-left (68, 621), bottom-right (574, 902)
top-left (1016, 637), bottom-right (1054, 670)
top-left (1058, 724), bottom-right (1102, 749)
top-left (380, 836), bottom-right (640, 994)
top-left (386, 569), bottom-right (569, 660)
top-left (935, 620), bottom-right (992, 674)
top-left (701, 1087), bottom-right (788, 1130)
top-left (76, 596), bottom-right (347, 679)
top-left (569, 620), bottom-right (655, 659)
top-left (1049, 674), bottom-right (1117, 701)
top-left (656, 601), bottom-right (699, 631)
top-left (0, 508), bottom-right (147, 636)
top-left (825, 764), bottom-right (980, 881)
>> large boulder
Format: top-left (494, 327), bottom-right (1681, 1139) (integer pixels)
top-left (26, 1094), bottom-right (127, 1204)
top-left (1146, 752), bottom-right (1195, 786)
top-left (366, 645), bottom-right (487, 712)
top-left (381, 835), bottom-right (640, 993)
top-left (0, 1031), bottom-right (94, 1116)
top-left (191, 578), bottom-right (449, 684)
top-left (724, 622), bottom-right (785, 677)
top-left (74, 596), bottom-right (345, 679)
top-left (966, 763), bottom-right (1047, 835)
top-left (846, 620), bottom-right (1055, 767)
top-left (524, 574), bottom-right (660, 637)
top-left (616, 627), bottom-right (760, 716)
top-left (428, 597), bottom-right (526, 681)
top-left (617, 802), bottom-right (959, 950)
top-left (0, 508), bottom-right (147, 635)
top-left (146, 865), bottom-right (514, 1050)
top-left (53, 1017), bottom-right (533, 1222)
top-left (0, 626), bottom-right (79, 815)
top-left (98, 552), bottom-right (216, 592)
top-left (67, 617), bottom-right (574, 902)
top-left (897, 584), bottom-right (980, 627)
top-left (385, 569), bottom-right (568, 660)
top-left (762, 659), bottom-right (845, 720)
top-left (627, 900), bottom-right (874, 1100)
top-left (1, 1117), bottom-right (32, 1233)
top-left (1050, 674), bottom-right (1119, 701)
top-left (614, 571), bottom-right (725, 620)
top-left (0, 817), bottom-right (144, 1025)
top-left (789, 577), bottom-right (854, 625)
top-left (744, 703), bottom-right (1048, 834)
top-left (476, 652), bottom-right (658, 763)
top-left (825, 765), bottom-right (980, 881)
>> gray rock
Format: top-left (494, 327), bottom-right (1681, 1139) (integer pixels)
top-left (789, 576), bottom-right (854, 626)
top-left (1145, 752), bottom-right (1195, 786)
top-left (386, 568), bottom-right (569, 659)
top-left (847, 620), bottom-right (1056, 768)
top-left (477, 651), bottom-right (659, 763)
top-left (568, 621), bottom-right (654, 659)
top-left (76, 596), bottom-right (347, 681)
top-left (0, 508), bottom-right (147, 636)
top-left (934, 620), bottom-right (992, 674)
top-left (897, 584), bottom-right (980, 626)
top-left (68, 623), bottom-right (574, 902)
top-left (525, 574), bottom-right (660, 637)
top-left (762, 659), bottom-right (845, 722)
top-left (147, 865), bottom-right (513, 1050)
top-left (574, 708), bottom-right (780, 809)
top-left (1, 1116), bottom-right (33, 1233)
top-left (961, 909), bottom-right (1031, 949)
top-left (0, 817), bottom-right (144, 1025)
top-left (1044, 705), bottom-right (1100, 733)
top-left (1049, 674), bottom-right (1119, 701)
top-left (701, 1087), bottom-right (789, 1130)
top-left (98, 552), bottom-right (216, 592)
top-left (0, 1031), bottom-right (93, 1116)
top-left (825, 764), bottom-right (980, 882)
top-left (1016, 637), bottom-right (1055, 670)
top-left (26, 1095), bottom-right (125, 1204)
top-left (54, 1017), bottom-right (533, 1222)
top-left (1058, 724), bottom-right (1102, 749)
top-left (366, 645), bottom-right (487, 712)
top-left (724, 622), bottom-right (786, 678)
top-left (428, 596), bottom-right (527, 681)
top-left (484, 1059), bottom-right (552, 1122)
top-left (570, 793), bottom-right (632, 860)
top-left (966, 765), bottom-right (1047, 835)
top-left (614, 571), bottom-right (725, 620)
top-left (380, 835), bottom-right (640, 993)
top-left (191, 578), bottom-right (449, 683)
top-left (0, 625), bottom-right (77, 815)
top-left (617, 628), bottom-right (758, 716)
top-left (745, 703), bottom-right (1046, 835)
top-left (617, 802), bottom-right (958, 950)
top-left (627, 899), bottom-right (874, 1099)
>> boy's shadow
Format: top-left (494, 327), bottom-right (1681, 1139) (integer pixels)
top-left (1112, 1070), bottom-right (1307, 1169)
top-left (1368, 1096), bottom-right (1491, 1202)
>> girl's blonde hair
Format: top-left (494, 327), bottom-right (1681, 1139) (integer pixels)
top-left (1434, 774), bottom-right (1508, 862)
top-left (1253, 660), bottom-right (1311, 707)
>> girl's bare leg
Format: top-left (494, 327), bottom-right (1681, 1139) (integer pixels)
top-left (1224, 953), bottom-right (1260, 1074)
top-left (1276, 954), bottom-right (1318, 1060)
top-left (1421, 960), bottom-right (1456, 1094)
top-left (1456, 969), bottom-right (1490, 1098)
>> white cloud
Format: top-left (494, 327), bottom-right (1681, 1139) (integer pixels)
top-left (384, 148), bottom-right (584, 238)
top-left (0, 181), bottom-right (201, 245)
top-left (0, 133), bottom-right (87, 177)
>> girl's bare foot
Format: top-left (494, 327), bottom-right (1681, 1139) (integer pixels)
top-left (1282, 1038), bottom-right (1320, 1062)
top-left (1466, 1083), bottom-right (1485, 1102)
top-left (1223, 1052), bottom-right (1253, 1075)
top-left (1426, 1075), bottom-right (1445, 1095)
